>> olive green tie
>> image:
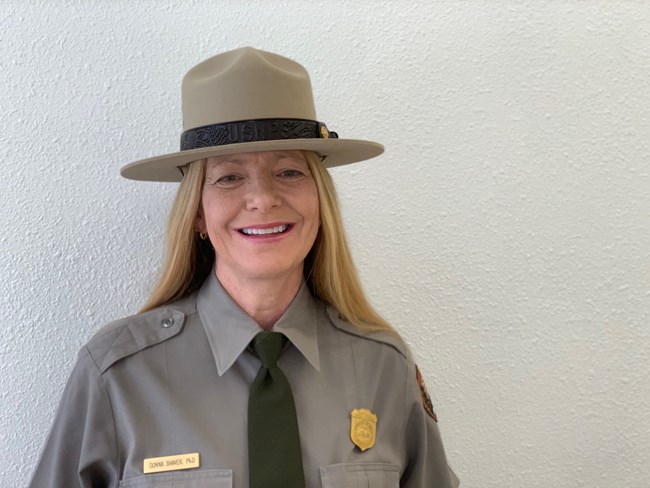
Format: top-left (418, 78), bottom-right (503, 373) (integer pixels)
top-left (248, 332), bottom-right (305, 488)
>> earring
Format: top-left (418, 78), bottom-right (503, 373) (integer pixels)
top-left (199, 232), bottom-right (208, 240)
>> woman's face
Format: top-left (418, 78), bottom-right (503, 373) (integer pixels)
top-left (197, 150), bottom-right (320, 284)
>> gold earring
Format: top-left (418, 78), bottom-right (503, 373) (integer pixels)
top-left (199, 232), bottom-right (208, 240)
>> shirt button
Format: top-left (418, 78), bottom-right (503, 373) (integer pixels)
top-left (161, 317), bottom-right (174, 328)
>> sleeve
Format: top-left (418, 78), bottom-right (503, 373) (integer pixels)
top-left (29, 347), bottom-right (119, 488)
top-left (400, 363), bottom-right (460, 488)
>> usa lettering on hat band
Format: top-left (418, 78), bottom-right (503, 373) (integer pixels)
top-left (180, 118), bottom-right (337, 151)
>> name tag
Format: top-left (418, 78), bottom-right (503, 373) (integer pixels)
top-left (143, 452), bottom-right (200, 474)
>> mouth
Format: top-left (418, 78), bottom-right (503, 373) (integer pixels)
top-left (238, 224), bottom-right (291, 236)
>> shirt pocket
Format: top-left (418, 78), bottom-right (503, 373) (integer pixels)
top-left (119, 469), bottom-right (232, 488)
top-left (320, 463), bottom-right (400, 488)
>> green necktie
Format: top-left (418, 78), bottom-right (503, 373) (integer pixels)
top-left (248, 332), bottom-right (305, 488)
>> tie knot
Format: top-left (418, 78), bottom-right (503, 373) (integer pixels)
top-left (251, 332), bottom-right (287, 369)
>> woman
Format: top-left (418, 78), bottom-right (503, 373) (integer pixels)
top-left (30, 47), bottom-right (459, 488)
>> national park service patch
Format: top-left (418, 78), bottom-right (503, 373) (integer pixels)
top-left (416, 365), bottom-right (438, 422)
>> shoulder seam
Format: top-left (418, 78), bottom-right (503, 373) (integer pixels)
top-left (325, 307), bottom-right (409, 359)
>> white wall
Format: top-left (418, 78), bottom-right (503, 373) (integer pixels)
top-left (2, 1), bottom-right (649, 486)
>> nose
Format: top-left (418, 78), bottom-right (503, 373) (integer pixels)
top-left (245, 175), bottom-right (282, 212)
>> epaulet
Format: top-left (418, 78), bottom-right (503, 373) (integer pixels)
top-left (84, 295), bottom-right (196, 373)
top-left (325, 306), bottom-right (410, 360)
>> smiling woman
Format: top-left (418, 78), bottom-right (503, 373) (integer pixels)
top-left (197, 151), bottom-right (321, 323)
top-left (29, 47), bottom-right (459, 488)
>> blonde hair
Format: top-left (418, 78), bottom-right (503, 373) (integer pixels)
top-left (141, 152), bottom-right (392, 333)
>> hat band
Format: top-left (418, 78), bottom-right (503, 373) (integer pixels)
top-left (180, 118), bottom-right (338, 151)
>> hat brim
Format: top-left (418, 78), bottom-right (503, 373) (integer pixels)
top-left (120, 138), bottom-right (384, 182)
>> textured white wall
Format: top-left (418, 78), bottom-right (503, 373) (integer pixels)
top-left (2, 1), bottom-right (649, 486)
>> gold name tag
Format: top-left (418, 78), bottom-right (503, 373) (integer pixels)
top-left (143, 452), bottom-right (200, 474)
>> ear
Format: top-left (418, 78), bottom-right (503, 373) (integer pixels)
top-left (195, 205), bottom-right (207, 234)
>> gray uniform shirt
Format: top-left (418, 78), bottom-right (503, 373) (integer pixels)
top-left (30, 273), bottom-right (459, 487)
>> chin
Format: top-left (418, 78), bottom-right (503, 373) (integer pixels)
top-left (242, 262), bottom-right (303, 281)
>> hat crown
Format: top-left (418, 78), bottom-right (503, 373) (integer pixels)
top-left (121, 47), bottom-right (384, 182)
top-left (181, 47), bottom-right (317, 130)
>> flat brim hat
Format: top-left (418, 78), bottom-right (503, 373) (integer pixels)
top-left (120, 47), bottom-right (384, 182)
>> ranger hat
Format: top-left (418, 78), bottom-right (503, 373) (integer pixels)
top-left (120, 47), bottom-right (384, 182)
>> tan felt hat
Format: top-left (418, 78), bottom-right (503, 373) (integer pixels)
top-left (120, 47), bottom-right (384, 182)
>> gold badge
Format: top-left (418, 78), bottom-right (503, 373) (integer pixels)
top-left (350, 408), bottom-right (377, 451)
top-left (320, 125), bottom-right (330, 139)
top-left (143, 452), bottom-right (200, 474)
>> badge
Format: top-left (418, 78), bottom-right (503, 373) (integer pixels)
top-left (143, 452), bottom-right (200, 474)
top-left (350, 408), bottom-right (377, 451)
top-left (416, 365), bottom-right (438, 422)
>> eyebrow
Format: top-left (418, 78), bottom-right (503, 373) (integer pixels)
top-left (208, 152), bottom-right (304, 167)
top-left (207, 157), bottom-right (245, 166)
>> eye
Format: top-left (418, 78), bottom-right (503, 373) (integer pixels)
top-left (218, 174), bottom-right (242, 183)
top-left (278, 169), bottom-right (306, 178)
top-left (206, 173), bottom-right (244, 186)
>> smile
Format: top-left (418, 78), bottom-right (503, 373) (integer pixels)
top-left (239, 225), bottom-right (290, 235)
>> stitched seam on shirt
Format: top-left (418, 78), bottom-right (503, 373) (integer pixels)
top-left (349, 332), bottom-right (361, 407)
top-left (326, 311), bottom-right (408, 360)
top-left (331, 324), bottom-right (408, 360)
top-left (84, 346), bottom-right (121, 484)
top-left (162, 329), bottom-right (175, 443)
top-left (90, 319), bottom-right (133, 341)
top-left (101, 325), bottom-right (139, 372)
top-left (400, 358), bottom-right (409, 480)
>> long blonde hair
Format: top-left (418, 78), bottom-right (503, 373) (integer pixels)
top-left (141, 152), bottom-right (392, 333)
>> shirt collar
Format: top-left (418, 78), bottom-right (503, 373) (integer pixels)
top-left (196, 271), bottom-right (321, 376)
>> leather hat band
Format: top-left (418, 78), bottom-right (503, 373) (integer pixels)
top-left (180, 118), bottom-right (338, 151)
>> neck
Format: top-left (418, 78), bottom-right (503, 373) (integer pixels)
top-left (215, 267), bottom-right (303, 330)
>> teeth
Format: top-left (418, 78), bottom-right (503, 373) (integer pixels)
top-left (241, 225), bottom-right (288, 235)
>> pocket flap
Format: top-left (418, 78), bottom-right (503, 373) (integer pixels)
top-left (320, 463), bottom-right (399, 488)
top-left (119, 468), bottom-right (232, 487)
